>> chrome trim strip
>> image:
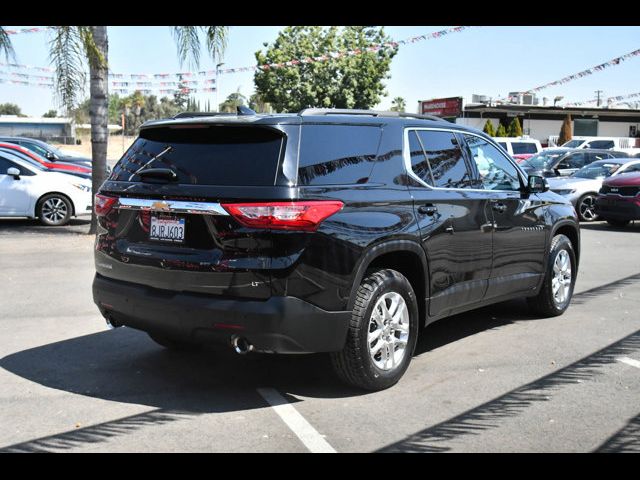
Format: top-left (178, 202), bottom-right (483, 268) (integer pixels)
top-left (117, 198), bottom-right (229, 215)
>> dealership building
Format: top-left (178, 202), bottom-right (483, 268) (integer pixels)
top-left (0, 115), bottom-right (76, 144)
top-left (418, 96), bottom-right (640, 147)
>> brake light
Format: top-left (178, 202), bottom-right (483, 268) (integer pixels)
top-left (221, 201), bottom-right (344, 231)
top-left (95, 194), bottom-right (118, 216)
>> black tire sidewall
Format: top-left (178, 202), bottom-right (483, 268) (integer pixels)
top-left (577, 194), bottom-right (599, 222)
top-left (545, 235), bottom-right (576, 314)
top-left (38, 194), bottom-right (72, 226)
top-left (356, 272), bottom-right (419, 388)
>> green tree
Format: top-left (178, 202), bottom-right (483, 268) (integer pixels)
top-left (558, 114), bottom-right (572, 146)
top-left (0, 103), bottom-right (23, 115)
top-left (43, 109), bottom-right (58, 118)
top-left (249, 93), bottom-right (271, 113)
top-left (495, 123), bottom-right (507, 137)
top-left (507, 117), bottom-right (523, 137)
top-left (482, 119), bottom-right (496, 136)
top-left (219, 89), bottom-right (247, 112)
top-left (390, 97), bottom-right (406, 112)
top-left (254, 26), bottom-right (397, 112)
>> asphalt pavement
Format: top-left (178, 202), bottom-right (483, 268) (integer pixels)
top-left (0, 219), bottom-right (638, 452)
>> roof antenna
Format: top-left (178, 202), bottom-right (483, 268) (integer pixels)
top-left (237, 105), bottom-right (257, 116)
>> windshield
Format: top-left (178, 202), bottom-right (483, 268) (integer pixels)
top-left (0, 149), bottom-right (46, 170)
top-left (523, 151), bottom-right (565, 169)
top-left (573, 162), bottom-right (622, 179)
top-left (562, 139), bottom-right (585, 148)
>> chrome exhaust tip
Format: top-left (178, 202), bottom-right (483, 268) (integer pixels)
top-left (231, 335), bottom-right (254, 354)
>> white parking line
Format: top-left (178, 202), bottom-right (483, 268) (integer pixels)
top-left (257, 388), bottom-right (336, 453)
top-left (617, 357), bottom-right (640, 369)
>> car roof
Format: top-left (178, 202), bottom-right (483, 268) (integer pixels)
top-left (140, 110), bottom-right (470, 131)
top-left (0, 136), bottom-right (48, 146)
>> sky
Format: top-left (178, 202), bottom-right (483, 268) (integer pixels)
top-left (1, 26), bottom-right (640, 117)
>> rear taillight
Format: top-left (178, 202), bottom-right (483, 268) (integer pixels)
top-left (221, 201), bottom-right (344, 232)
top-left (95, 193), bottom-right (118, 216)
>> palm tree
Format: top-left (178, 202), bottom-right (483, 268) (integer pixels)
top-left (44, 26), bottom-right (227, 234)
top-left (390, 97), bottom-right (406, 112)
top-left (50, 26), bottom-right (227, 233)
top-left (0, 27), bottom-right (15, 60)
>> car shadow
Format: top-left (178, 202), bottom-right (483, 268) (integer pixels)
top-left (0, 218), bottom-right (91, 235)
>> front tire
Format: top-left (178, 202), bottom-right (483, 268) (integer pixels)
top-left (527, 234), bottom-right (576, 317)
top-left (331, 269), bottom-right (419, 391)
top-left (576, 194), bottom-right (599, 222)
top-left (37, 194), bottom-right (72, 226)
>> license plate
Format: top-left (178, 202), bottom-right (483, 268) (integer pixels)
top-left (149, 215), bottom-right (185, 243)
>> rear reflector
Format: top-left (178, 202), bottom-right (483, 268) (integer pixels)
top-left (221, 201), bottom-right (344, 231)
top-left (95, 193), bottom-right (118, 216)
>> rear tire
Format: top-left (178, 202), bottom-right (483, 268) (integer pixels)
top-left (330, 269), bottom-right (419, 391)
top-left (606, 219), bottom-right (630, 228)
top-left (37, 194), bottom-right (72, 226)
top-left (527, 234), bottom-right (576, 317)
top-left (148, 333), bottom-right (201, 351)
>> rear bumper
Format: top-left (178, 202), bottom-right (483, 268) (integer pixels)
top-left (595, 197), bottom-right (640, 220)
top-left (92, 274), bottom-right (350, 354)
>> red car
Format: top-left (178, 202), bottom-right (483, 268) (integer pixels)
top-left (0, 142), bottom-right (92, 175)
top-left (595, 172), bottom-right (640, 227)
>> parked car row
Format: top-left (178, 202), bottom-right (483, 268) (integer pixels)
top-left (0, 136), bottom-right (95, 226)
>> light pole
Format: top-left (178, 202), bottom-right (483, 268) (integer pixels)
top-left (215, 62), bottom-right (225, 112)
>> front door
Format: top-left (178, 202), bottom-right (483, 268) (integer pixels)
top-left (0, 157), bottom-right (32, 215)
top-left (406, 129), bottom-right (493, 318)
top-left (461, 133), bottom-right (547, 299)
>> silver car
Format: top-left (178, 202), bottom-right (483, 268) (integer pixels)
top-left (547, 158), bottom-right (640, 221)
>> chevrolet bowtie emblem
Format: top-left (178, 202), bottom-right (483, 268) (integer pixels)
top-left (151, 201), bottom-right (171, 211)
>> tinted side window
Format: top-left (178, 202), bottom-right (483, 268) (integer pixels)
top-left (564, 153), bottom-right (586, 169)
top-left (297, 125), bottom-right (381, 185)
top-left (464, 135), bottom-right (521, 191)
top-left (0, 156), bottom-right (32, 175)
top-left (415, 130), bottom-right (472, 189)
top-left (0, 157), bottom-right (12, 173)
top-left (408, 130), bottom-right (432, 184)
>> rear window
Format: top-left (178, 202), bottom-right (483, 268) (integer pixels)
top-left (585, 140), bottom-right (614, 149)
top-left (511, 142), bottom-right (539, 154)
top-left (109, 125), bottom-right (284, 186)
top-left (297, 125), bottom-right (381, 185)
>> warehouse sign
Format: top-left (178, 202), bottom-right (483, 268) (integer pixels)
top-left (420, 97), bottom-right (463, 118)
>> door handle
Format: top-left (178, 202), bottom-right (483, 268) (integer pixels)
top-left (418, 204), bottom-right (438, 216)
top-left (492, 202), bottom-right (507, 214)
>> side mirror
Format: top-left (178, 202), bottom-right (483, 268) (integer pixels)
top-left (527, 174), bottom-right (548, 193)
top-left (7, 167), bottom-right (20, 179)
top-left (45, 152), bottom-right (57, 161)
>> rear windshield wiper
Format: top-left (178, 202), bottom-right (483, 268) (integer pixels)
top-left (129, 145), bottom-right (174, 181)
top-left (137, 168), bottom-right (178, 182)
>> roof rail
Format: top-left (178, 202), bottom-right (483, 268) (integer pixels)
top-left (297, 108), bottom-right (443, 122)
top-left (172, 112), bottom-right (236, 119)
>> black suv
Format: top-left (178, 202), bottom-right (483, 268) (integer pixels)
top-left (93, 109), bottom-right (580, 391)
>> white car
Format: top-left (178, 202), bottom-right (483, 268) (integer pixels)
top-left (492, 136), bottom-right (542, 161)
top-left (0, 150), bottom-right (92, 226)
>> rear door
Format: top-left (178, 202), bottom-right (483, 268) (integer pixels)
top-left (95, 124), bottom-right (291, 299)
top-left (406, 128), bottom-right (493, 317)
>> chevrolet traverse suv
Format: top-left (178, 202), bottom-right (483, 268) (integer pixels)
top-left (93, 109), bottom-right (580, 391)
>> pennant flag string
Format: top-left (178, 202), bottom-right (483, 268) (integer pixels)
top-left (0, 26), bottom-right (472, 79)
top-left (565, 91), bottom-right (640, 107)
